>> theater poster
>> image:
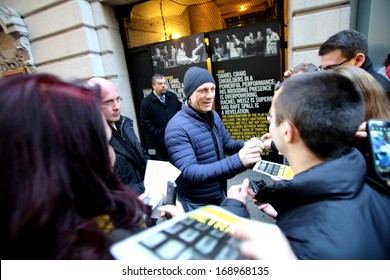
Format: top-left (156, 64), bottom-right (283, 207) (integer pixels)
top-left (146, 33), bottom-right (208, 102)
top-left (210, 21), bottom-right (281, 160)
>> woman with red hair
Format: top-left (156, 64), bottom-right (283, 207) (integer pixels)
top-left (0, 73), bottom-right (151, 259)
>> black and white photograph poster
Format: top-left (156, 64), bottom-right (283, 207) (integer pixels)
top-left (148, 33), bottom-right (208, 102)
top-left (210, 21), bottom-right (281, 161)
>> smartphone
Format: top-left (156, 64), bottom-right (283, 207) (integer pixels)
top-left (249, 180), bottom-right (260, 194)
top-left (367, 119), bottom-right (390, 180)
top-left (165, 181), bottom-right (177, 205)
top-left (249, 179), bottom-right (268, 194)
top-left (164, 181), bottom-right (177, 219)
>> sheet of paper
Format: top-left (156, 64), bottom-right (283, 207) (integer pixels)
top-left (143, 160), bottom-right (181, 218)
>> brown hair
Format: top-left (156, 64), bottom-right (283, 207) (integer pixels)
top-left (333, 65), bottom-right (390, 121)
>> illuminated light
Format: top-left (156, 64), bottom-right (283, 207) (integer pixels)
top-left (171, 33), bottom-right (180, 39)
top-left (239, 5), bottom-right (247, 12)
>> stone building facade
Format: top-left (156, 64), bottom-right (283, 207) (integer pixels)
top-left (0, 0), bottom-right (136, 123)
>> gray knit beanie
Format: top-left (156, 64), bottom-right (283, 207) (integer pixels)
top-left (183, 67), bottom-right (216, 99)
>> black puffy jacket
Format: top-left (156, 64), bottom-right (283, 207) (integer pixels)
top-left (255, 148), bottom-right (390, 259)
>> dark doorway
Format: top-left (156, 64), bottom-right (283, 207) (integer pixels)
top-left (126, 46), bottom-right (156, 156)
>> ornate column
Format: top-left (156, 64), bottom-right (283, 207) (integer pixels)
top-left (0, 6), bottom-right (36, 75)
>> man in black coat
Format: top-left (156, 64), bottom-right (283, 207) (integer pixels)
top-left (319, 29), bottom-right (390, 98)
top-left (140, 74), bottom-right (181, 161)
top-left (89, 77), bottom-right (149, 195)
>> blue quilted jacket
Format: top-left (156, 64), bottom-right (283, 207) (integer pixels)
top-left (164, 103), bottom-right (246, 203)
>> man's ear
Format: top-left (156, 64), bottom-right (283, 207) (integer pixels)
top-left (282, 120), bottom-right (295, 143)
top-left (354, 53), bottom-right (365, 67)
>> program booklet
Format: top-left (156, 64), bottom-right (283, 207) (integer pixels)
top-left (143, 160), bottom-right (181, 219)
top-left (110, 205), bottom-right (250, 260)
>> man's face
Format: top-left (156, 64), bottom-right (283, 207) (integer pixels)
top-left (188, 82), bottom-right (215, 113)
top-left (319, 49), bottom-right (354, 70)
top-left (152, 78), bottom-right (167, 96)
top-left (100, 83), bottom-right (121, 125)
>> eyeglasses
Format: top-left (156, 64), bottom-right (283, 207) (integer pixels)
top-left (319, 58), bottom-right (349, 71)
top-left (102, 96), bottom-right (122, 107)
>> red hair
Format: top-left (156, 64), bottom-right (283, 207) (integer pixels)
top-left (0, 74), bottom-right (151, 259)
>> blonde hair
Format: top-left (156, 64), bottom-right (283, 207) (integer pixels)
top-left (333, 66), bottom-right (390, 121)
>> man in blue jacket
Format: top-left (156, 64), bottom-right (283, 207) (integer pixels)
top-left (164, 67), bottom-right (264, 212)
top-left (234, 71), bottom-right (390, 259)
